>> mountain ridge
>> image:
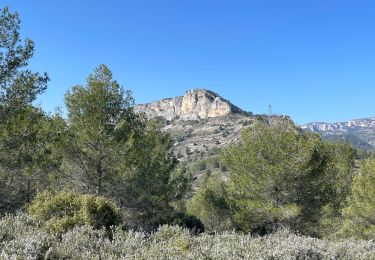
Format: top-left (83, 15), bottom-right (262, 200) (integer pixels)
top-left (135, 89), bottom-right (375, 154)
top-left (301, 118), bottom-right (375, 150)
top-left (302, 118), bottom-right (375, 131)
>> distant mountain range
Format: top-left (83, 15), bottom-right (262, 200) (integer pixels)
top-left (301, 118), bottom-right (375, 150)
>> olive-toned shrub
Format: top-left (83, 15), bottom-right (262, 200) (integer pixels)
top-left (0, 214), bottom-right (55, 259)
top-left (28, 192), bottom-right (121, 234)
top-left (2, 216), bottom-right (375, 259)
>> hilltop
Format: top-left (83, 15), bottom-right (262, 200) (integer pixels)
top-left (134, 89), bottom-right (246, 121)
top-left (135, 89), bottom-right (255, 161)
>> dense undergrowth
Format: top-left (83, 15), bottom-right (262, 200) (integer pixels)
top-left (1, 214), bottom-right (375, 260)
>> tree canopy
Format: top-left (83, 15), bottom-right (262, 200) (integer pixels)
top-left (0, 7), bottom-right (57, 214)
top-left (341, 156), bottom-right (375, 239)
top-left (220, 119), bottom-right (356, 236)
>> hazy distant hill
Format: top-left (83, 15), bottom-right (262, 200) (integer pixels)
top-left (301, 119), bottom-right (375, 150)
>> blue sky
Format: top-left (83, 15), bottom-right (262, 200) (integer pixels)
top-left (2, 0), bottom-right (375, 124)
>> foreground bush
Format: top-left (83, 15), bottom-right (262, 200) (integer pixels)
top-left (28, 192), bottom-right (121, 234)
top-left (1, 214), bottom-right (375, 259)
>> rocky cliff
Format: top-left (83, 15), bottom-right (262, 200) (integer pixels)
top-left (135, 89), bottom-right (254, 161)
top-left (135, 89), bottom-right (245, 121)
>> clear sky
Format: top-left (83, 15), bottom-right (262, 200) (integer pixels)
top-left (2, 0), bottom-right (375, 124)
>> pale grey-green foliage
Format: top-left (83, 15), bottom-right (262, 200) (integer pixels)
top-left (1, 214), bottom-right (375, 259)
top-left (0, 214), bottom-right (53, 259)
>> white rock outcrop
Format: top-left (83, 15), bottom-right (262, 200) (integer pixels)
top-left (135, 89), bottom-right (244, 120)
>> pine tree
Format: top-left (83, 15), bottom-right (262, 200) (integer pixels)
top-left (221, 119), bottom-right (355, 236)
top-left (0, 7), bottom-right (58, 214)
top-left (62, 65), bottom-right (177, 229)
top-left (221, 119), bottom-right (307, 234)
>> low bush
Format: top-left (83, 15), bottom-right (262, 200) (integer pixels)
top-left (2, 214), bottom-right (375, 259)
top-left (27, 191), bottom-right (121, 234)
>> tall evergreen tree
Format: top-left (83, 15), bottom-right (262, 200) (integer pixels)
top-left (0, 7), bottom-right (48, 118)
top-left (221, 119), bottom-right (308, 234)
top-left (63, 64), bottom-right (136, 195)
top-left (62, 65), bottom-right (177, 229)
top-left (0, 7), bottom-right (58, 214)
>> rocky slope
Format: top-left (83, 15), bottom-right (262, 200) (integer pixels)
top-left (136, 89), bottom-right (375, 154)
top-left (135, 89), bottom-right (254, 161)
top-left (301, 118), bottom-right (375, 150)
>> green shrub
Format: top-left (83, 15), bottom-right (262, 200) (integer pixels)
top-left (187, 173), bottom-right (233, 233)
top-left (28, 192), bottom-right (121, 234)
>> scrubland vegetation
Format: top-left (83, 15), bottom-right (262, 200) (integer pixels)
top-left (2, 214), bottom-right (375, 259)
top-left (2, 6), bottom-right (375, 259)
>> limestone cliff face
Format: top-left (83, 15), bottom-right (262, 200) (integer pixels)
top-left (134, 89), bottom-right (252, 162)
top-left (135, 89), bottom-right (244, 121)
top-left (134, 97), bottom-right (183, 121)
